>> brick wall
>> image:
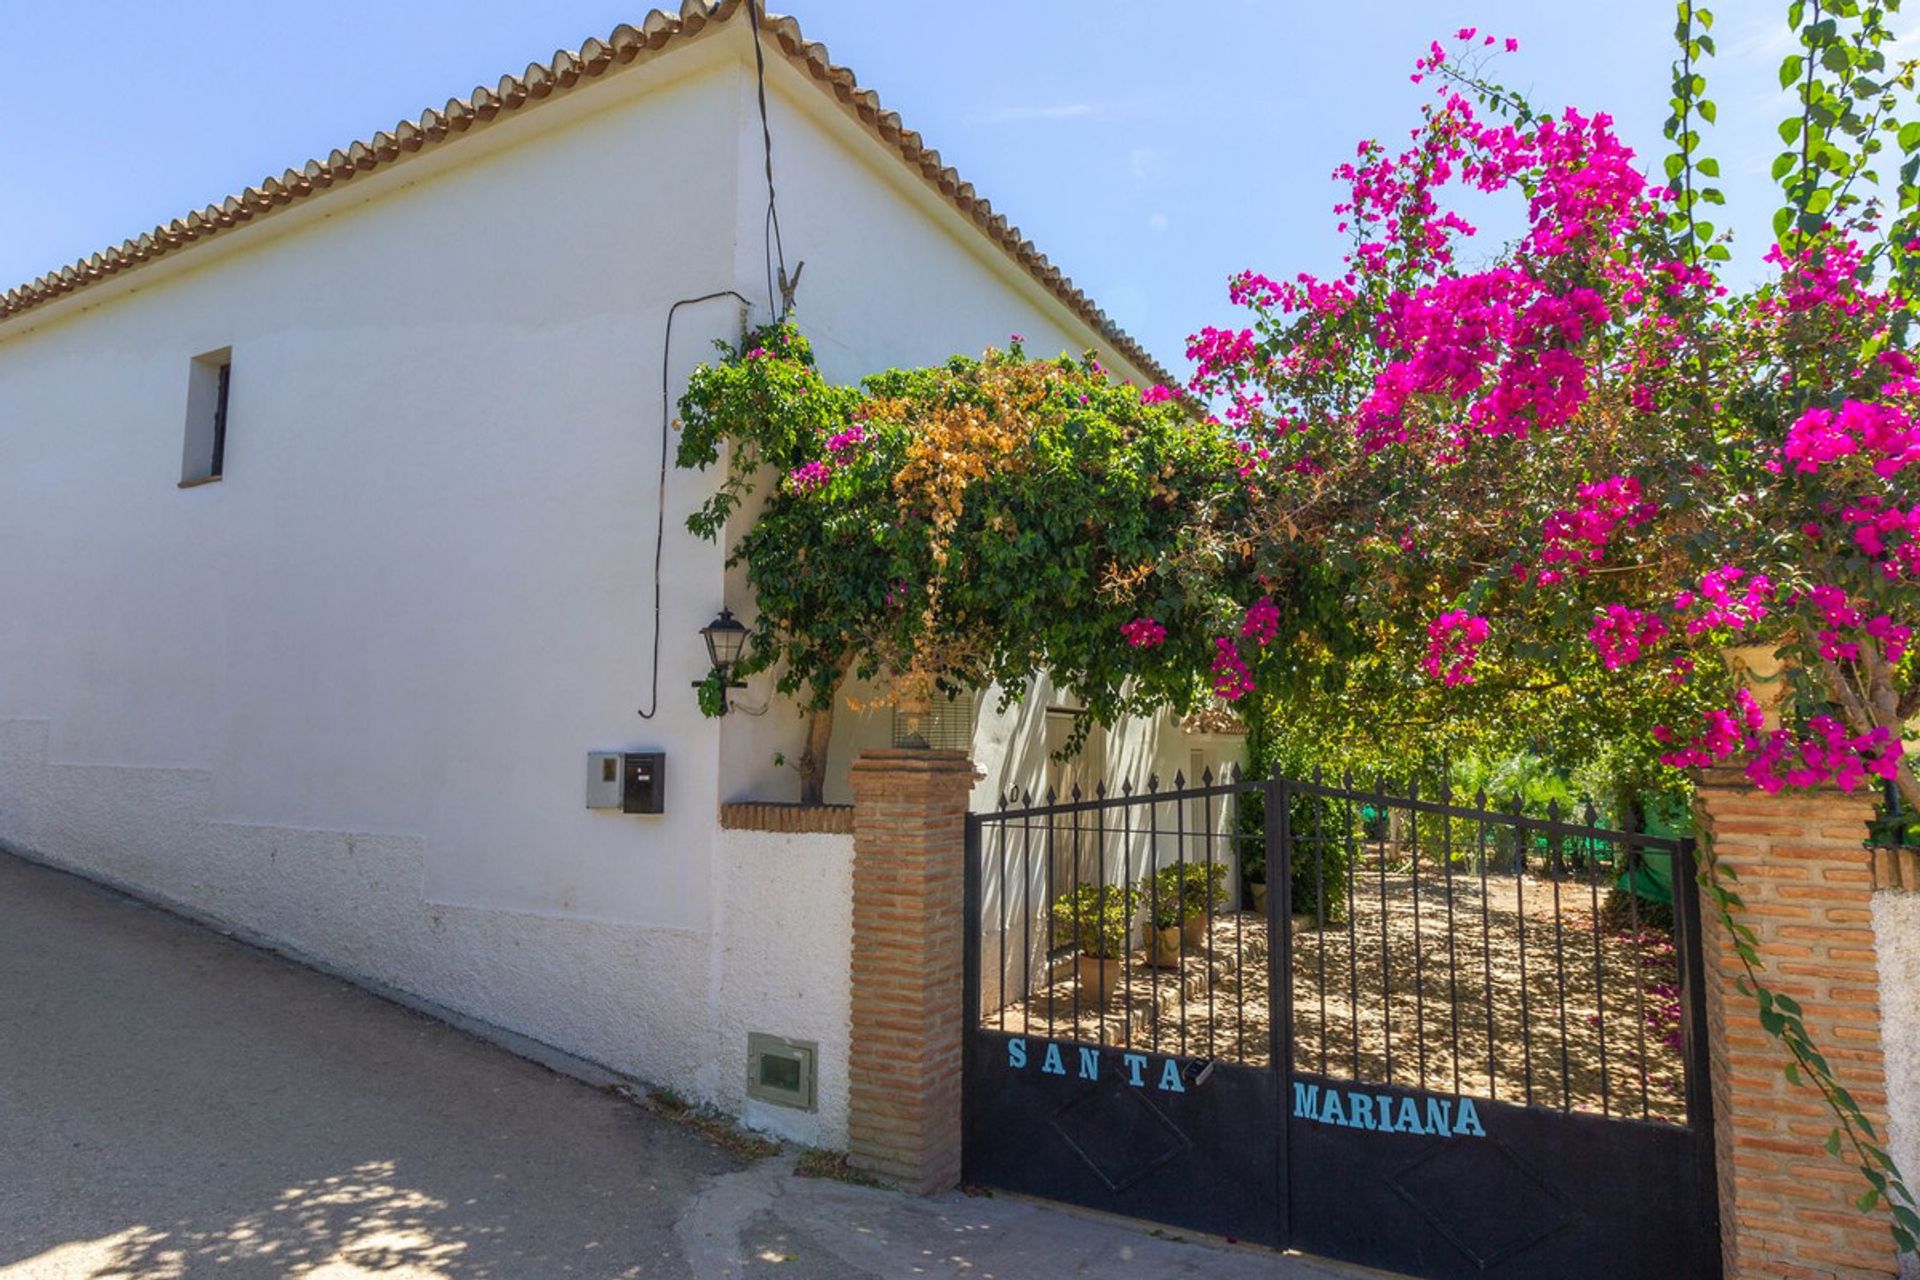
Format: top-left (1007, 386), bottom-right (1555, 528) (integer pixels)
top-left (719, 801), bottom-right (854, 834)
top-left (1871, 847), bottom-right (1920, 893)
top-left (1695, 767), bottom-right (1898, 1279)
top-left (844, 748), bottom-right (978, 1193)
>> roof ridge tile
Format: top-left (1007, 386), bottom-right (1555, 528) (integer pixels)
top-left (0, 3), bottom-right (1176, 386)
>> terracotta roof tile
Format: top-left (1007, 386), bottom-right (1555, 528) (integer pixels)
top-left (0, 2), bottom-right (1176, 387)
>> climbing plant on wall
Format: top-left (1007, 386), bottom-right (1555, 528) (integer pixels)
top-left (675, 324), bottom-right (1250, 801)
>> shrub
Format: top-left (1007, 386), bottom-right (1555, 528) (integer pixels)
top-left (1142, 861), bottom-right (1227, 928)
top-left (1049, 883), bottom-right (1140, 958)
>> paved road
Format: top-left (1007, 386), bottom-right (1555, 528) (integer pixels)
top-left (0, 852), bottom-right (1369, 1279)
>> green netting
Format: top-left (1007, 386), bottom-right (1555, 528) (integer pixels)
top-left (1642, 798), bottom-right (1692, 841)
top-left (1614, 798), bottom-right (1688, 907)
top-left (1618, 848), bottom-right (1674, 906)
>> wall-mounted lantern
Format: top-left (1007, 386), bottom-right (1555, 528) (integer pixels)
top-left (701, 608), bottom-right (749, 674)
top-left (695, 608), bottom-right (750, 716)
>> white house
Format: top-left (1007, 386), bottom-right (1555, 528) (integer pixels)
top-left (0, 0), bottom-right (1241, 1147)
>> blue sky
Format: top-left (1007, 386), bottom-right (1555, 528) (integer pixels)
top-left (0, 2), bottom-right (1890, 373)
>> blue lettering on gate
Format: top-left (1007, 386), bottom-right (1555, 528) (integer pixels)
top-left (999, 1037), bottom-right (1486, 1134)
top-left (998, 1036), bottom-right (1196, 1094)
top-left (1291, 1079), bottom-right (1487, 1139)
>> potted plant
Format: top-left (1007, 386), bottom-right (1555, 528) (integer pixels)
top-left (1145, 862), bottom-right (1228, 950)
top-left (1049, 883), bottom-right (1139, 1004)
top-left (1141, 874), bottom-right (1187, 968)
top-left (1245, 844), bottom-right (1269, 915)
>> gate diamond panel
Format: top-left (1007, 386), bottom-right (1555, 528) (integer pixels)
top-left (1388, 1138), bottom-right (1574, 1268)
top-left (1047, 1077), bottom-right (1192, 1192)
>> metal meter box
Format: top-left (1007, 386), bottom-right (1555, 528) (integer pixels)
top-left (622, 751), bottom-right (665, 814)
top-left (586, 753), bottom-right (623, 809)
top-left (585, 751), bottom-right (665, 814)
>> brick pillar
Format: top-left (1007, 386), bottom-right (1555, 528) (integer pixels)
top-left (845, 748), bottom-right (977, 1193)
top-left (1695, 767), bottom-right (1897, 1279)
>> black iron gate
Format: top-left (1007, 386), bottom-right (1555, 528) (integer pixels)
top-left (961, 769), bottom-right (1721, 1279)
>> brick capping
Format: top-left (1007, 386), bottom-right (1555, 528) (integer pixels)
top-left (718, 801), bottom-right (853, 834)
top-left (1694, 766), bottom-right (1899, 1279)
top-left (845, 748), bottom-right (980, 1194)
top-left (1869, 846), bottom-right (1920, 893)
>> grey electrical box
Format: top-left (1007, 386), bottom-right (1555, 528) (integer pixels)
top-left (586, 753), bottom-right (624, 809)
top-left (622, 752), bottom-right (665, 815)
top-left (586, 751), bottom-right (665, 813)
top-left (746, 1033), bottom-right (817, 1111)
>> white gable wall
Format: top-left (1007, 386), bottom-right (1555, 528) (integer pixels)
top-left (0, 28), bottom-right (1218, 1148)
top-left (0, 49), bottom-right (756, 1116)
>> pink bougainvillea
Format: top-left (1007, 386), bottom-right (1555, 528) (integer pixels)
top-left (1659, 689), bottom-right (1904, 793)
top-left (1211, 637), bottom-right (1255, 701)
top-left (1672, 567), bottom-right (1775, 636)
top-left (1587, 604), bottom-right (1668, 670)
top-left (1152, 23), bottom-right (1917, 816)
top-left (785, 460), bottom-right (832, 494)
top-left (1423, 611), bottom-right (1491, 686)
top-left (1121, 617), bottom-right (1168, 648)
top-left (1241, 596), bottom-right (1280, 645)
top-left (1784, 400), bottom-right (1920, 478)
top-left (1541, 477), bottom-right (1656, 576)
top-left (825, 424), bottom-right (866, 459)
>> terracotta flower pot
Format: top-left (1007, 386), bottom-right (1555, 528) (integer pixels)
top-left (1181, 913), bottom-right (1209, 947)
top-left (1722, 643), bottom-right (1789, 730)
top-left (1145, 924), bottom-right (1184, 968)
top-left (1075, 953), bottom-right (1124, 1004)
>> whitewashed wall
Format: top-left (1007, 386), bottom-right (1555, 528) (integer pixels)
top-left (706, 827), bottom-right (854, 1145)
top-left (0, 45), bottom-right (748, 1104)
top-left (1876, 891), bottom-right (1920, 1279)
top-left (0, 25), bottom-right (1182, 1142)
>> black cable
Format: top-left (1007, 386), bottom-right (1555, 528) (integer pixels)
top-left (637, 1), bottom-right (797, 718)
top-left (637, 290), bottom-right (753, 719)
top-left (746, 0), bottom-right (794, 319)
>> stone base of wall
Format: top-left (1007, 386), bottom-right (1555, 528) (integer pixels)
top-left (0, 718), bottom-right (859, 1150)
top-left (1872, 884), bottom-right (1920, 1280)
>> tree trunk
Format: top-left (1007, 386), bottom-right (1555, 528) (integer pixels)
top-left (1813, 630), bottom-right (1920, 814)
top-left (797, 704), bottom-right (835, 806)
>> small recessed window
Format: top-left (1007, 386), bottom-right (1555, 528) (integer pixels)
top-left (180, 349), bottom-right (232, 487)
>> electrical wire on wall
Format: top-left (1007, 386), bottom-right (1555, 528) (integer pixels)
top-left (748, 0), bottom-right (802, 318)
top-left (635, 289), bottom-right (750, 720)
top-left (636, 0), bottom-right (801, 718)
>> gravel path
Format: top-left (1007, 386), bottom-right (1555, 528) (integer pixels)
top-left (988, 862), bottom-right (1687, 1124)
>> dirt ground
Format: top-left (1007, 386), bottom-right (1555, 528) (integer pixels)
top-left (986, 858), bottom-right (1686, 1124)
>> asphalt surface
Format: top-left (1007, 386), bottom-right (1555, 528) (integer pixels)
top-left (0, 852), bottom-right (1369, 1279)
